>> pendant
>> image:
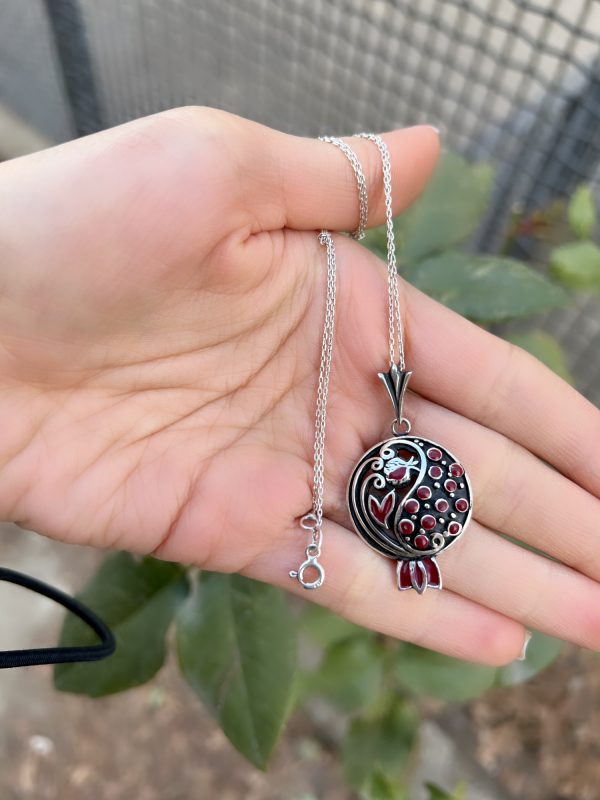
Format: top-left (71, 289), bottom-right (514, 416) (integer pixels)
top-left (347, 365), bottom-right (472, 593)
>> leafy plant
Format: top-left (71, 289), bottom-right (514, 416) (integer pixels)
top-left (54, 154), bottom-right (598, 797)
top-left (425, 782), bottom-right (467, 800)
top-left (176, 572), bottom-right (297, 769)
top-left (54, 553), bottom-right (189, 697)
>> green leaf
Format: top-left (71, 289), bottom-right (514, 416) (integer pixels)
top-left (568, 185), bottom-right (596, 239)
top-left (425, 782), bottom-right (467, 800)
top-left (397, 152), bottom-right (494, 265)
top-left (496, 631), bottom-right (563, 686)
top-left (550, 240), bottom-right (600, 291)
top-left (361, 769), bottom-right (406, 800)
top-left (396, 644), bottom-right (496, 702)
top-left (301, 604), bottom-right (368, 648)
top-left (305, 636), bottom-right (386, 712)
top-left (176, 572), bottom-right (297, 770)
top-left (506, 331), bottom-right (573, 383)
top-left (412, 252), bottom-right (568, 321)
top-left (343, 701), bottom-right (418, 790)
top-left (54, 553), bottom-right (189, 697)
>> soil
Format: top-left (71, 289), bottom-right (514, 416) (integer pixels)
top-left (0, 660), bottom-right (348, 800)
top-left (468, 648), bottom-right (600, 800)
top-left (1, 525), bottom-right (600, 800)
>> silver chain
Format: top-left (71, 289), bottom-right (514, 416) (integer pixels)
top-left (318, 136), bottom-right (369, 240)
top-left (289, 230), bottom-right (337, 590)
top-left (312, 229), bottom-right (337, 530)
top-left (290, 134), bottom-right (402, 590)
top-left (356, 133), bottom-right (405, 370)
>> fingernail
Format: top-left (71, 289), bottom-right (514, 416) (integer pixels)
top-left (517, 630), bottom-right (532, 661)
top-left (425, 125), bottom-right (440, 136)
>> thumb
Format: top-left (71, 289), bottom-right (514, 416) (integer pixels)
top-left (237, 118), bottom-right (440, 233)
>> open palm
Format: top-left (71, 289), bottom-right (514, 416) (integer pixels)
top-left (1, 107), bottom-right (599, 664)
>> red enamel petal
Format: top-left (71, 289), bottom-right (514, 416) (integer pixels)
top-left (382, 491), bottom-right (395, 516)
top-left (410, 560), bottom-right (427, 592)
top-left (398, 560), bottom-right (412, 589)
top-left (423, 557), bottom-right (441, 588)
top-left (369, 490), bottom-right (395, 524)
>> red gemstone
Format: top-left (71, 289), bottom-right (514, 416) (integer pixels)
top-left (417, 486), bottom-right (432, 500)
top-left (444, 479), bottom-right (457, 493)
top-left (421, 514), bottom-right (436, 530)
top-left (428, 465), bottom-right (443, 479)
top-left (435, 498), bottom-right (449, 513)
top-left (427, 447), bottom-right (442, 461)
top-left (449, 463), bottom-right (464, 477)
top-left (404, 498), bottom-right (420, 514)
top-left (455, 498), bottom-right (469, 513)
top-left (447, 521), bottom-right (462, 536)
top-left (399, 519), bottom-right (414, 535)
top-left (414, 534), bottom-right (429, 550)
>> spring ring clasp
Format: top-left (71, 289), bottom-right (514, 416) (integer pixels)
top-left (289, 548), bottom-right (325, 590)
top-left (291, 515), bottom-right (325, 590)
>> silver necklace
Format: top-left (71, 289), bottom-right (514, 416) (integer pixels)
top-left (291, 135), bottom-right (473, 594)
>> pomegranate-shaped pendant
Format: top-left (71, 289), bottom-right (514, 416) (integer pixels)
top-left (347, 366), bottom-right (472, 593)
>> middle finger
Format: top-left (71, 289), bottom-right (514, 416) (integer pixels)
top-left (404, 392), bottom-right (600, 583)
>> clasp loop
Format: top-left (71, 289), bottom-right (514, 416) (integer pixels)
top-left (289, 551), bottom-right (325, 590)
top-left (391, 416), bottom-right (411, 435)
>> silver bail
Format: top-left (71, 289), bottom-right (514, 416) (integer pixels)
top-left (378, 363), bottom-right (412, 424)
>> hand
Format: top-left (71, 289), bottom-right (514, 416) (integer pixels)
top-left (0, 108), bottom-right (598, 665)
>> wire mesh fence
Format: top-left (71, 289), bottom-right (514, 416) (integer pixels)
top-left (1, 0), bottom-right (599, 401)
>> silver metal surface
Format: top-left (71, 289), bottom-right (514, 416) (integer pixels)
top-left (347, 436), bottom-right (473, 561)
top-left (378, 363), bottom-right (412, 433)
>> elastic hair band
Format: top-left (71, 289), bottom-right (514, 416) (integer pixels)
top-left (0, 567), bottom-right (115, 669)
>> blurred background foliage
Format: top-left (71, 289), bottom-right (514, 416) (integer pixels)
top-left (54, 151), bottom-right (599, 799)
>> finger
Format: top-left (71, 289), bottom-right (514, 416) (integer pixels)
top-left (240, 121), bottom-right (440, 232)
top-left (404, 392), bottom-right (600, 582)
top-left (402, 281), bottom-right (600, 498)
top-left (245, 518), bottom-right (526, 666)
top-left (329, 236), bottom-right (600, 499)
top-left (442, 521), bottom-right (600, 651)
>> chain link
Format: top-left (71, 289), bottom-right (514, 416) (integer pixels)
top-left (318, 136), bottom-right (368, 240)
top-left (289, 230), bottom-right (336, 590)
top-left (312, 229), bottom-right (337, 532)
top-left (356, 133), bottom-right (405, 371)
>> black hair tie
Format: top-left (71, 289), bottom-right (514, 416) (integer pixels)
top-left (0, 567), bottom-right (115, 669)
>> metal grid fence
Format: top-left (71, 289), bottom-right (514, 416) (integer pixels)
top-left (1, 0), bottom-right (599, 401)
